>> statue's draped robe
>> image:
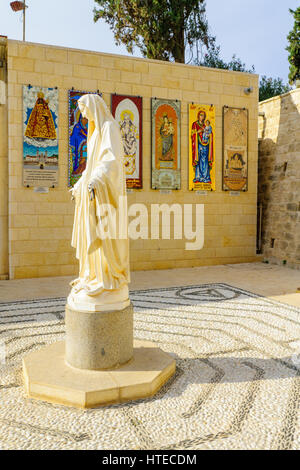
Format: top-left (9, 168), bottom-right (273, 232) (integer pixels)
top-left (71, 95), bottom-right (130, 295)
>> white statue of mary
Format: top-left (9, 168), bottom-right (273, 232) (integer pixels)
top-left (68, 94), bottom-right (130, 312)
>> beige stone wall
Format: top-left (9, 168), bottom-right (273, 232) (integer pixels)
top-left (0, 37), bottom-right (8, 279)
top-left (6, 39), bottom-right (259, 279)
top-left (258, 88), bottom-right (300, 268)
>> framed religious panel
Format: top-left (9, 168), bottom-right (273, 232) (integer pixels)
top-left (23, 85), bottom-right (59, 187)
top-left (189, 104), bottom-right (216, 191)
top-left (68, 90), bottom-right (102, 187)
top-left (151, 98), bottom-right (181, 190)
top-left (223, 106), bottom-right (248, 191)
top-left (111, 94), bottom-right (143, 189)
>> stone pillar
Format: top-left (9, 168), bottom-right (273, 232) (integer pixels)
top-left (23, 301), bottom-right (175, 408)
top-left (65, 303), bottom-right (134, 370)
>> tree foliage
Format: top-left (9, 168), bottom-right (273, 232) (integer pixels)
top-left (196, 40), bottom-right (291, 101)
top-left (259, 76), bottom-right (291, 102)
top-left (286, 7), bottom-right (300, 84)
top-left (198, 40), bottom-right (255, 73)
top-left (93, 0), bottom-right (214, 63)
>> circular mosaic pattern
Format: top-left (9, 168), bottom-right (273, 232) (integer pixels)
top-left (0, 283), bottom-right (300, 450)
top-left (176, 286), bottom-right (239, 302)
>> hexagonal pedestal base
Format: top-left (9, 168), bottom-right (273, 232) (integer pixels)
top-left (23, 340), bottom-right (176, 408)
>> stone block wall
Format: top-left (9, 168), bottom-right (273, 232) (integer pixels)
top-left (258, 88), bottom-right (300, 268)
top-left (3, 39), bottom-right (259, 279)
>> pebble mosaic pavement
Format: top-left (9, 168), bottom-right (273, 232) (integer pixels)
top-left (0, 283), bottom-right (300, 450)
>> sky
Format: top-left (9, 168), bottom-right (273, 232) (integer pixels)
top-left (0, 0), bottom-right (298, 82)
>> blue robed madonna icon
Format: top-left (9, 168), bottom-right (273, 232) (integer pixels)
top-left (191, 110), bottom-right (214, 184)
top-left (70, 108), bottom-right (88, 174)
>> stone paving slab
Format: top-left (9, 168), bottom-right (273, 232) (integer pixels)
top-left (0, 282), bottom-right (300, 449)
top-left (0, 263), bottom-right (299, 307)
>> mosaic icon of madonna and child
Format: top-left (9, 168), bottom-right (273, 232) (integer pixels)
top-left (23, 86), bottom-right (59, 172)
top-left (191, 110), bottom-right (214, 184)
top-left (159, 113), bottom-right (175, 162)
top-left (112, 95), bottom-right (143, 189)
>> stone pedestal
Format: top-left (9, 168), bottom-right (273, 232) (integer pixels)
top-left (22, 302), bottom-right (176, 408)
top-left (65, 304), bottom-right (133, 370)
top-left (23, 340), bottom-right (176, 408)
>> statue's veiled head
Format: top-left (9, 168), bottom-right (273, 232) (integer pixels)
top-left (78, 94), bottom-right (113, 132)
